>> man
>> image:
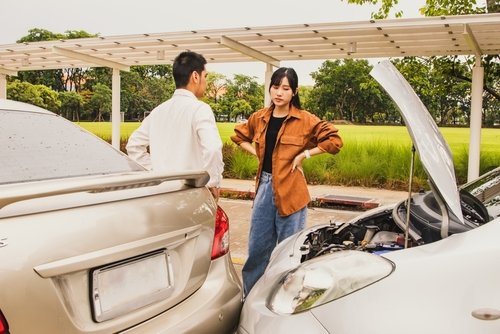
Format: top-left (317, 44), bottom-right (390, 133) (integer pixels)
top-left (126, 51), bottom-right (223, 201)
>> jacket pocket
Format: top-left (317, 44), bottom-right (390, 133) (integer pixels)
top-left (280, 135), bottom-right (302, 146)
top-left (278, 135), bottom-right (304, 160)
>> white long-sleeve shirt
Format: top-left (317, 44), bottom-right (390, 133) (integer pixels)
top-left (126, 89), bottom-right (224, 188)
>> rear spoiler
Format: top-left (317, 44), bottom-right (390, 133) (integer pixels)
top-left (0, 170), bottom-right (209, 210)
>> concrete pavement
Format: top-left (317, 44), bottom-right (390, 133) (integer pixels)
top-left (218, 179), bottom-right (409, 280)
top-left (220, 178), bottom-right (409, 208)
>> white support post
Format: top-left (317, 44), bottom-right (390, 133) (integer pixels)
top-left (0, 74), bottom-right (6, 99)
top-left (264, 63), bottom-right (273, 107)
top-left (112, 68), bottom-right (121, 150)
top-left (467, 65), bottom-right (484, 182)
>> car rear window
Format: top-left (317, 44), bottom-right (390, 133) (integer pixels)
top-left (0, 110), bottom-right (145, 185)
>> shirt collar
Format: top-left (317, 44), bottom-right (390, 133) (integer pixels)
top-left (288, 105), bottom-right (302, 119)
top-left (173, 88), bottom-right (197, 99)
top-left (259, 105), bottom-right (302, 122)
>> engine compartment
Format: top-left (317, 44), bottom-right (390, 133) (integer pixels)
top-left (300, 189), bottom-right (490, 263)
top-left (300, 207), bottom-right (415, 262)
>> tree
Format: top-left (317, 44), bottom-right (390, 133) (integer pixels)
top-left (206, 72), bottom-right (227, 104)
top-left (59, 91), bottom-right (83, 121)
top-left (7, 80), bottom-right (60, 111)
top-left (121, 70), bottom-right (175, 120)
top-left (226, 74), bottom-right (264, 110)
top-left (36, 84), bottom-right (61, 111)
top-left (342, 0), bottom-right (488, 18)
top-left (309, 59), bottom-right (387, 122)
top-left (341, 0), bottom-right (404, 18)
top-left (14, 28), bottom-right (99, 92)
top-left (298, 85), bottom-right (314, 112)
top-left (82, 65), bottom-right (175, 120)
top-left (344, 0), bottom-right (500, 126)
top-left (483, 95), bottom-right (500, 126)
top-left (427, 57), bottom-right (473, 124)
top-left (7, 80), bottom-right (44, 107)
top-left (86, 83), bottom-right (112, 122)
top-left (487, 0), bottom-right (500, 12)
top-left (132, 64), bottom-right (173, 79)
top-left (231, 99), bottom-right (253, 120)
top-left (221, 74), bottom-right (264, 121)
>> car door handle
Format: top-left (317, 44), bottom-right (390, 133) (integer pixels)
top-left (472, 308), bottom-right (500, 321)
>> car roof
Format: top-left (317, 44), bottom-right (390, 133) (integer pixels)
top-left (0, 98), bottom-right (54, 114)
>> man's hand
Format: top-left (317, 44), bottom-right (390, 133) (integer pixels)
top-left (208, 186), bottom-right (220, 202)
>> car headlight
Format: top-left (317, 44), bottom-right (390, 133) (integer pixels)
top-left (266, 250), bottom-right (395, 315)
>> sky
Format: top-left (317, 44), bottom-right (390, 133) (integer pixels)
top-left (1, 0), bottom-right (427, 85)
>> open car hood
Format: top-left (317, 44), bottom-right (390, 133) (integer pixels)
top-left (370, 60), bottom-right (464, 224)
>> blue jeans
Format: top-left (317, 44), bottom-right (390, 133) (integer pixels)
top-left (242, 171), bottom-right (307, 297)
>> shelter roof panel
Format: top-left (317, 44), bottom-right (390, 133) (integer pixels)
top-left (1, 13), bottom-right (499, 74)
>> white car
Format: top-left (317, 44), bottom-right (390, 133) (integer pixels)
top-left (238, 61), bottom-right (500, 334)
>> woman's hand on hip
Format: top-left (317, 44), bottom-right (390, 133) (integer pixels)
top-left (291, 153), bottom-right (306, 176)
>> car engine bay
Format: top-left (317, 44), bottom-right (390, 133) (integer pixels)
top-left (300, 188), bottom-right (490, 263)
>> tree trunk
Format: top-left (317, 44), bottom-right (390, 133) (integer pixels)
top-left (76, 105), bottom-right (80, 122)
top-left (487, 0), bottom-right (500, 12)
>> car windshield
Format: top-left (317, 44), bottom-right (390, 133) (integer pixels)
top-left (461, 167), bottom-right (500, 220)
top-left (0, 110), bottom-right (145, 185)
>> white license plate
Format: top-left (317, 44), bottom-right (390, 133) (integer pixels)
top-left (91, 249), bottom-right (174, 322)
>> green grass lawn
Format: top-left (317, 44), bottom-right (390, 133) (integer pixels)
top-left (76, 121), bottom-right (500, 189)
top-left (76, 122), bottom-right (140, 140)
top-left (337, 125), bottom-right (500, 155)
top-left (76, 121), bottom-right (500, 154)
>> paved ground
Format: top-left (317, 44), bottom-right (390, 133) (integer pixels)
top-left (220, 199), bottom-right (365, 281)
top-left (218, 179), bottom-right (409, 281)
top-left (220, 198), bottom-right (361, 259)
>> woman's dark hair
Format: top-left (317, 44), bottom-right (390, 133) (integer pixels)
top-left (173, 51), bottom-right (207, 88)
top-left (269, 67), bottom-right (301, 109)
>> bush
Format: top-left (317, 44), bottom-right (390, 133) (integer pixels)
top-left (222, 143), bottom-right (258, 179)
top-left (453, 148), bottom-right (500, 185)
top-left (301, 140), bottom-right (428, 191)
top-left (105, 137), bottom-right (500, 192)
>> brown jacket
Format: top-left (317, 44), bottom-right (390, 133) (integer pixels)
top-left (231, 106), bottom-right (343, 216)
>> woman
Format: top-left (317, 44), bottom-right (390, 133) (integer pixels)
top-left (231, 67), bottom-right (344, 297)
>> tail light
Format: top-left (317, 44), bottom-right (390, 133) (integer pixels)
top-left (211, 205), bottom-right (230, 260)
top-left (0, 309), bottom-right (9, 334)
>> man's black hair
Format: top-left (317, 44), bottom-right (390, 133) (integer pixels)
top-left (172, 51), bottom-right (207, 88)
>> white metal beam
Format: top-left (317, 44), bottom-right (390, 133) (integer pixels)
top-left (0, 68), bottom-right (17, 99)
top-left (112, 69), bottom-right (121, 149)
top-left (463, 23), bottom-right (482, 58)
top-left (264, 63), bottom-right (273, 107)
top-left (52, 46), bottom-right (130, 71)
top-left (220, 36), bottom-right (280, 68)
top-left (0, 68), bottom-right (18, 76)
top-left (468, 65), bottom-right (484, 182)
top-left (463, 23), bottom-right (484, 181)
top-left (0, 74), bottom-right (6, 99)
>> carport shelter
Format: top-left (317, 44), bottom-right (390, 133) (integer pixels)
top-left (1, 13), bottom-right (499, 181)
